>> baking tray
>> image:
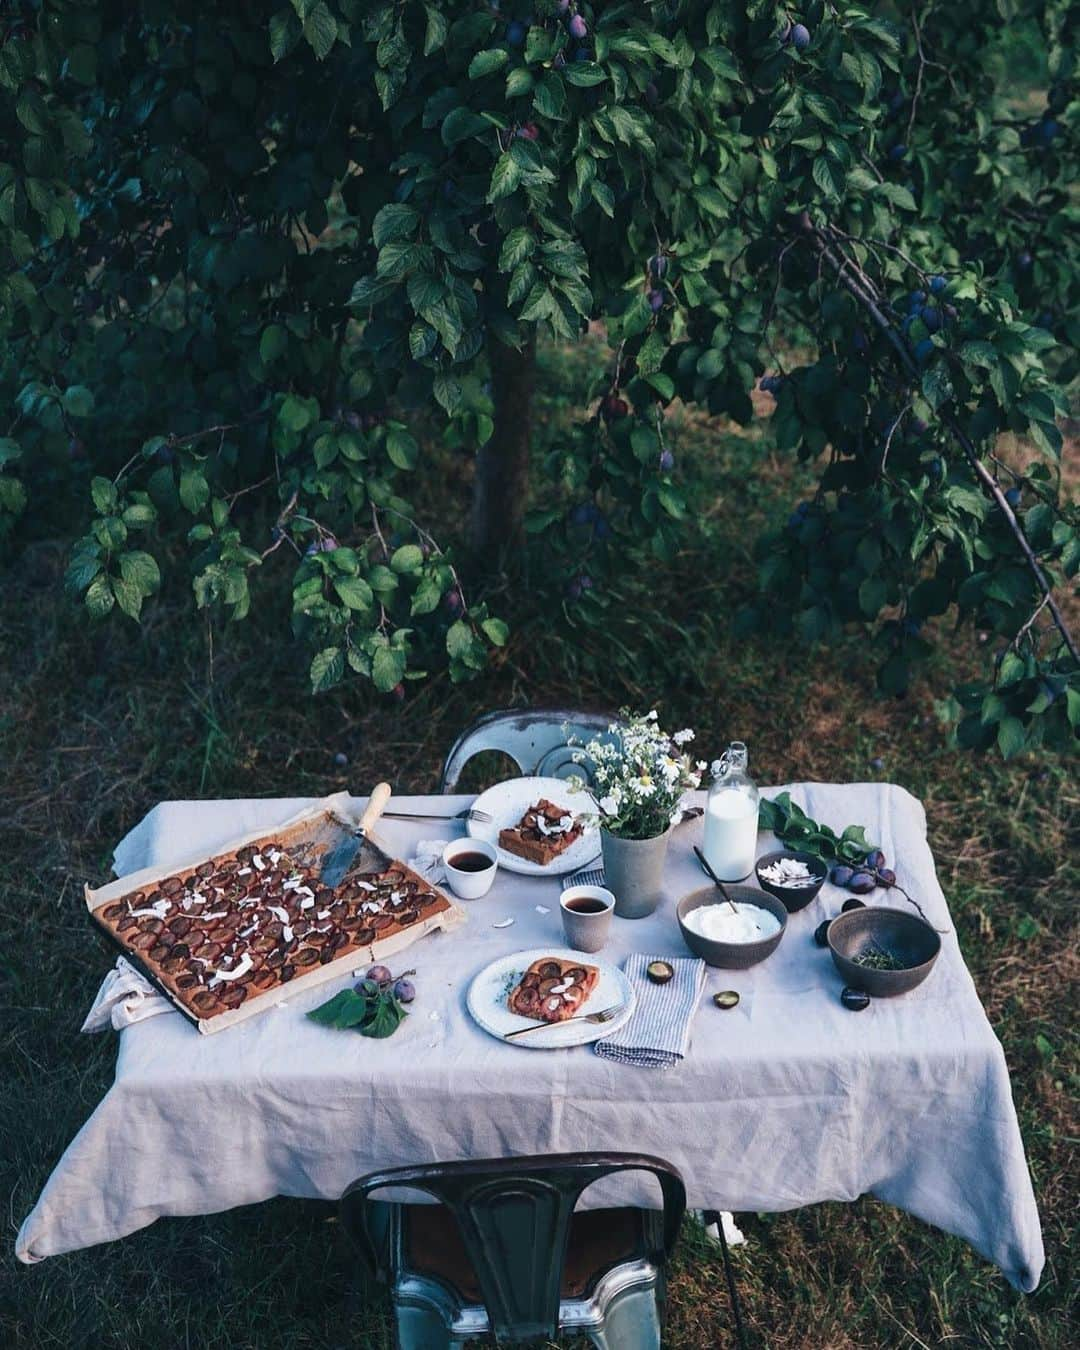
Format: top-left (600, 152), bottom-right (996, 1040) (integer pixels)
top-left (86, 792), bottom-right (465, 1034)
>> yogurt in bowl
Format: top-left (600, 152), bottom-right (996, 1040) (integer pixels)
top-left (676, 885), bottom-right (788, 969)
top-left (682, 900), bottom-right (782, 945)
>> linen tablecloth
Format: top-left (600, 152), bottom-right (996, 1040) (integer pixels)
top-left (17, 783), bottom-right (1044, 1292)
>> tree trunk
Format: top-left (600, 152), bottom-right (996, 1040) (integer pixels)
top-left (470, 332), bottom-right (536, 564)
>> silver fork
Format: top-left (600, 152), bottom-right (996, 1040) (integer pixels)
top-left (381, 806), bottom-right (493, 824)
top-left (503, 1004), bottom-right (625, 1040)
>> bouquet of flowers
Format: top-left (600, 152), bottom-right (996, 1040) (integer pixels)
top-left (574, 709), bottom-right (705, 841)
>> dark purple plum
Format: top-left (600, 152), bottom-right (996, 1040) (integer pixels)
top-left (929, 275), bottom-right (947, 294)
top-left (791, 23), bottom-right (810, 51)
top-left (865, 849), bottom-right (885, 870)
top-left (659, 449), bottom-right (675, 472)
top-left (841, 986), bottom-right (871, 1011)
top-left (831, 864), bottom-right (854, 887)
top-left (366, 964), bottom-right (392, 985)
top-left (568, 13), bottom-right (587, 39)
top-left (814, 919), bottom-right (831, 947)
top-left (648, 288), bottom-right (664, 313)
top-left (877, 868), bottom-right (897, 887)
top-left (848, 872), bottom-right (876, 894)
top-left (394, 978), bottom-right (416, 1003)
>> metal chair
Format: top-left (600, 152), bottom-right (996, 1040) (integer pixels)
top-left (439, 708), bottom-right (620, 792)
top-left (340, 1151), bottom-right (686, 1349)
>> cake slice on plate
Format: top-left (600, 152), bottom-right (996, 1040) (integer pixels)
top-left (498, 798), bottom-right (582, 866)
top-left (508, 956), bottom-right (599, 1023)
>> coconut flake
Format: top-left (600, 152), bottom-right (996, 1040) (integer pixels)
top-left (283, 925), bottom-right (294, 943)
top-left (202, 910), bottom-right (226, 921)
top-left (237, 867), bottom-right (252, 876)
top-left (267, 905), bottom-right (289, 924)
top-left (355, 880), bottom-right (376, 892)
top-left (535, 905), bottom-right (550, 915)
top-left (129, 899), bottom-right (171, 920)
top-left (252, 854), bottom-right (266, 870)
top-left (316, 908), bottom-right (330, 921)
top-left (492, 918), bottom-right (515, 929)
top-left (209, 953), bottom-right (253, 985)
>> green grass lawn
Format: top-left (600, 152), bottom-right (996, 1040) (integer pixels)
top-left (1, 342), bottom-right (1075, 1348)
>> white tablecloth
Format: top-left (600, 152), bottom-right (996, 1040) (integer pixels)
top-left (17, 784), bottom-right (1044, 1291)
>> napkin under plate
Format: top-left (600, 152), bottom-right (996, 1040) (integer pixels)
top-left (595, 953), bottom-right (706, 1069)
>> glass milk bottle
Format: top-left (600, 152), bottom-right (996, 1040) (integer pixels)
top-left (703, 742), bottom-right (760, 881)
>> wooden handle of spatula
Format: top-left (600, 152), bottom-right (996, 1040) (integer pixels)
top-left (358, 782), bottom-right (392, 834)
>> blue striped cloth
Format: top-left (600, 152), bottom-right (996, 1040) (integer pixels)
top-left (595, 953), bottom-right (706, 1069)
top-left (563, 863), bottom-right (607, 891)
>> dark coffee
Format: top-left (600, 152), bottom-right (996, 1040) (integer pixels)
top-left (448, 851), bottom-right (494, 873)
top-left (564, 897), bottom-right (608, 914)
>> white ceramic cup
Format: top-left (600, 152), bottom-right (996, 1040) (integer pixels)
top-left (559, 884), bottom-right (616, 954)
top-left (442, 838), bottom-right (498, 900)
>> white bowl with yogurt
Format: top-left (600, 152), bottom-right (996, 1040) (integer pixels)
top-left (676, 885), bottom-right (788, 968)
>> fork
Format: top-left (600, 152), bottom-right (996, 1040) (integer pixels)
top-left (503, 1003), bottom-right (625, 1040)
top-left (381, 806), bottom-right (493, 824)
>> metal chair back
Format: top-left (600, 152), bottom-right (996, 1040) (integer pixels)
top-left (439, 707), bottom-right (619, 792)
top-left (341, 1151), bottom-right (685, 1344)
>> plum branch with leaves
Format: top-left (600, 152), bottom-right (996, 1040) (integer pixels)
top-left (0, 0), bottom-right (1075, 755)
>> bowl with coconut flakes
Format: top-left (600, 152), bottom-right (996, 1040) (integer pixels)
top-left (754, 849), bottom-right (828, 912)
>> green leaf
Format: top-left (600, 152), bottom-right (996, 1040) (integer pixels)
top-left (302, 1), bottom-right (337, 59)
top-left (269, 10), bottom-right (301, 61)
top-left (63, 385), bottom-right (94, 418)
top-left (390, 544), bottom-right (424, 573)
top-left (307, 988), bottom-right (374, 1029)
top-left (179, 469), bottom-right (210, 514)
top-left (279, 395), bottom-right (314, 431)
top-left (997, 716), bottom-right (1026, 760)
top-left (372, 644), bottom-right (406, 692)
top-left (481, 617), bottom-right (509, 646)
top-left (310, 646), bottom-right (344, 693)
top-left (91, 476), bottom-right (118, 514)
top-left (259, 324), bottom-right (287, 363)
top-left (356, 994), bottom-right (407, 1038)
top-left (119, 550), bottom-right (161, 596)
top-left (488, 152), bottom-right (522, 201)
top-left (385, 427), bottom-right (419, 470)
top-left (333, 576), bottom-right (374, 610)
top-left (85, 573), bottom-right (114, 618)
top-left (468, 49), bottom-right (508, 79)
top-left (423, 5), bottom-right (449, 55)
top-left (372, 203), bottom-right (420, 248)
top-left (409, 577), bottom-right (441, 616)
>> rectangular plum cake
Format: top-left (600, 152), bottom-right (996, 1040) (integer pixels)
top-left (93, 841), bottom-right (452, 1023)
top-left (498, 799), bottom-right (583, 866)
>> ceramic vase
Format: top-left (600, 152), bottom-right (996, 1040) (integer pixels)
top-left (600, 826), bottom-right (671, 919)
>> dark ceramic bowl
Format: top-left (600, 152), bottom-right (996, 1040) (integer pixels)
top-left (676, 885), bottom-right (788, 969)
top-left (827, 906), bottom-right (941, 997)
top-left (754, 849), bottom-right (828, 912)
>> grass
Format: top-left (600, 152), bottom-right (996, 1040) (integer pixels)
top-left (1, 339), bottom-right (1076, 1350)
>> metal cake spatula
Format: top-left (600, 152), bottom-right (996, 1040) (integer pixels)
top-left (320, 782), bottom-right (392, 887)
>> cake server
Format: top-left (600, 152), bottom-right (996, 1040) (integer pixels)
top-left (320, 782), bottom-right (392, 886)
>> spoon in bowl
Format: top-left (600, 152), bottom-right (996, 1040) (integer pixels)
top-left (693, 845), bottom-right (741, 916)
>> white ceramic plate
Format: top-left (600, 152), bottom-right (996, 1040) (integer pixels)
top-left (466, 947), bottom-right (635, 1050)
top-left (467, 776), bottom-right (599, 877)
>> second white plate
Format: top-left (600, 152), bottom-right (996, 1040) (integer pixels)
top-left (466, 947), bottom-right (635, 1050)
top-left (467, 775), bottom-right (599, 877)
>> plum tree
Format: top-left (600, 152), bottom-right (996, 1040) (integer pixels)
top-left (0, 0), bottom-right (1076, 757)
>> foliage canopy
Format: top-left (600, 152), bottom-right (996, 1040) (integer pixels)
top-left (1, 0), bottom-right (1076, 754)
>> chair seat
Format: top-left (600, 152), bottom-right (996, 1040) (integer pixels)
top-left (406, 1205), bottom-right (644, 1302)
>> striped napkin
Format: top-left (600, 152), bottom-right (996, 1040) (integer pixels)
top-left (563, 862), bottom-right (607, 891)
top-left (595, 953), bottom-right (706, 1069)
